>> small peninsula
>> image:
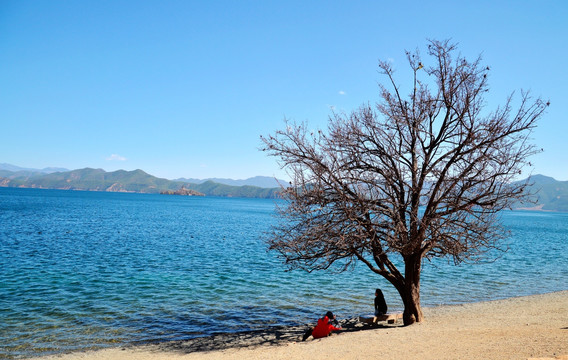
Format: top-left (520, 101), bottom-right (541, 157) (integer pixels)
top-left (160, 187), bottom-right (204, 196)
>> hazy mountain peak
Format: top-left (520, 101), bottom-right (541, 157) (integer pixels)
top-left (176, 176), bottom-right (288, 188)
top-left (527, 174), bottom-right (559, 184)
top-left (0, 163), bottom-right (69, 174)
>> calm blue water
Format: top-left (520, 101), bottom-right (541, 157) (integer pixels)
top-left (1, 188), bottom-right (567, 358)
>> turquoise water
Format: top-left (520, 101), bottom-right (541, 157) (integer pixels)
top-left (1, 188), bottom-right (567, 358)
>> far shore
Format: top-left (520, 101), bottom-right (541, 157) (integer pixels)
top-left (35, 291), bottom-right (568, 360)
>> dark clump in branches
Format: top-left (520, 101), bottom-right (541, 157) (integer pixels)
top-left (261, 40), bottom-right (548, 325)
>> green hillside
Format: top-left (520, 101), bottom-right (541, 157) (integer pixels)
top-left (0, 168), bottom-right (281, 198)
top-left (187, 180), bottom-right (282, 199)
top-left (0, 168), bottom-right (184, 193)
top-left (514, 175), bottom-right (568, 212)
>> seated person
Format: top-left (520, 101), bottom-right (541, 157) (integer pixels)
top-left (302, 311), bottom-right (342, 341)
top-left (374, 288), bottom-right (388, 317)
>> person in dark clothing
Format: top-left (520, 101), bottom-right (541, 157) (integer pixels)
top-left (301, 311), bottom-right (342, 341)
top-left (374, 288), bottom-right (388, 316)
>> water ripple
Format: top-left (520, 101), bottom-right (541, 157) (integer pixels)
top-left (1, 188), bottom-right (567, 359)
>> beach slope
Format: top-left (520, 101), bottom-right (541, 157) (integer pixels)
top-left (38, 291), bottom-right (568, 360)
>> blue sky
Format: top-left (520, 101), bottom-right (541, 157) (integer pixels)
top-left (1, 1), bottom-right (566, 180)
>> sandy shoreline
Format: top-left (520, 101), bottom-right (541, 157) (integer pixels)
top-left (35, 291), bottom-right (568, 360)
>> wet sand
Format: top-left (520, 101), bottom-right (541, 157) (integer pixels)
top-left (36, 291), bottom-right (568, 360)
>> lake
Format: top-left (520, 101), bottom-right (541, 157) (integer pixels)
top-left (1, 188), bottom-right (567, 358)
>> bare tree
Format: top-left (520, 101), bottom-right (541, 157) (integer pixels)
top-left (261, 40), bottom-right (549, 325)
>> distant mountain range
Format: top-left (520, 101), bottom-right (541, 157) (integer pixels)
top-left (176, 176), bottom-right (289, 188)
top-left (0, 164), bottom-right (284, 199)
top-left (0, 164), bottom-right (567, 210)
top-left (0, 163), bottom-right (69, 175)
top-left (0, 163), bottom-right (286, 189)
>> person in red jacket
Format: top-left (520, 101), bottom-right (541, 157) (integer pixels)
top-left (302, 311), bottom-right (342, 341)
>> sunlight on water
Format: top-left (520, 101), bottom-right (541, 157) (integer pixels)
top-left (1, 188), bottom-right (567, 358)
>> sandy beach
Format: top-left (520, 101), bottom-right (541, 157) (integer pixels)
top-left (36, 291), bottom-right (568, 360)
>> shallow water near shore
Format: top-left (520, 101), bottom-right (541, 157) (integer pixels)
top-left (1, 188), bottom-right (567, 359)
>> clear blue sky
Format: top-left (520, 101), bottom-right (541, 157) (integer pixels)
top-left (1, 1), bottom-right (566, 180)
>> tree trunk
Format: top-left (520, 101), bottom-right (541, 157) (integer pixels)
top-left (399, 254), bottom-right (424, 325)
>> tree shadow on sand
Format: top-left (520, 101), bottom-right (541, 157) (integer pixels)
top-left (151, 318), bottom-right (401, 354)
